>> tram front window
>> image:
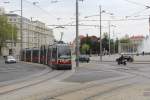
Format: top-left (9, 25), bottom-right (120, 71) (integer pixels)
top-left (58, 46), bottom-right (71, 59)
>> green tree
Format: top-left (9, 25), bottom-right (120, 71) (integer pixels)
top-left (120, 38), bottom-right (131, 43)
top-left (115, 38), bottom-right (119, 53)
top-left (0, 15), bottom-right (17, 55)
top-left (81, 43), bottom-right (90, 54)
top-left (102, 33), bottom-right (109, 52)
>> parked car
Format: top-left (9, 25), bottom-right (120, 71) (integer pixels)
top-left (5, 56), bottom-right (17, 64)
top-left (76, 55), bottom-right (90, 63)
top-left (116, 55), bottom-right (133, 62)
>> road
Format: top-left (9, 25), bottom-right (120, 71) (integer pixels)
top-left (47, 61), bottom-right (150, 100)
top-left (0, 57), bottom-right (49, 86)
top-left (0, 55), bottom-right (150, 100)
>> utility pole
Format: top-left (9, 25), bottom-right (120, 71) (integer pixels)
top-left (76, 0), bottom-right (79, 67)
top-left (149, 15), bottom-right (150, 36)
top-left (113, 29), bottom-right (115, 54)
top-left (11, 24), bottom-right (14, 55)
top-left (108, 21), bottom-right (111, 56)
top-left (20, 0), bottom-right (23, 60)
top-left (99, 5), bottom-right (102, 62)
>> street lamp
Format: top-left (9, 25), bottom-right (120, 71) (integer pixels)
top-left (106, 14), bottom-right (114, 56)
top-left (111, 25), bottom-right (117, 54)
top-left (20, 0), bottom-right (23, 60)
top-left (84, 7), bottom-right (113, 61)
top-left (9, 10), bottom-right (22, 52)
top-left (99, 5), bottom-right (102, 62)
top-left (75, 0), bottom-right (84, 67)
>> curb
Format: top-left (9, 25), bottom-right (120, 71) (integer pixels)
top-left (132, 62), bottom-right (150, 64)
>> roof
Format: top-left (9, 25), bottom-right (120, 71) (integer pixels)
top-left (79, 35), bottom-right (85, 39)
top-left (5, 14), bottom-right (18, 17)
top-left (130, 35), bottom-right (145, 40)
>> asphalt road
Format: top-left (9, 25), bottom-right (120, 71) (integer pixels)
top-left (1, 56), bottom-right (150, 100)
top-left (0, 57), bottom-right (48, 83)
top-left (49, 61), bottom-right (150, 100)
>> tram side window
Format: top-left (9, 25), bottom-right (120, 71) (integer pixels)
top-left (47, 48), bottom-right (52, 60)
top-left (52, 48), bottom-right (57, 60)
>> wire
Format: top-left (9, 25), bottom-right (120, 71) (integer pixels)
top-left (123, 0), bottom-right (148, 7)
top-left (128, 8), bottom-right (148, 17)
top-left (68, 18), bottom-right (149, 22)
top-left (24, 0), bottom-right (57, 18)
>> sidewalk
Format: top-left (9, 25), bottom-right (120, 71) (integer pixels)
top-left (90, 54), bottom-right (150, 62)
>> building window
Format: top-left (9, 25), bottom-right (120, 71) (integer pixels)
top-left (14, 42), bottom-right (16, 47)
top-left (9, 18), bottom-right (12, 21)
top-left (14, 18), bottom-right (16, 21)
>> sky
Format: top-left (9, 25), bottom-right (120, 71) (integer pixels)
top-left (0, 0), bottom-right (150, 42)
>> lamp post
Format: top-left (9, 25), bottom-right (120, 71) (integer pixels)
top-left (84, 6), bottom-right (104, 62)
top-left (111, 25), bottom-right (117, 54)
top-left (84, 7), bottom-right (113, 61)
top-left (76, 0), bottom-right (80, 67)
top-left (6, 0), bottom-right (23, 60)
top-left (11, 24), bottom-right (14, 55)
top-left (9, 10), bottom-right (21, 55)
top-left (99, 5), bottom-right (102, 62)
top-left (107, 14), bottom-right (114, 56)
top-left (108, 20), bottom-right (111, 56)
top-left (20, 0), bottom-right (23, 60)
top-left (149, 15), bottom-right (150, 36)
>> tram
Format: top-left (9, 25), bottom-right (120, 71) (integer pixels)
top-left (47, 43), bottom-right (72, 69)
top-left (21, 42), bottom-right (72, 70)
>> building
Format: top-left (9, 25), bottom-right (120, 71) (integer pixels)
top-left (0, 7), bottom-right (5, 15)
top-left (71, 35), bottom-right (85, 54)
top-left (130, 35), bottom-right (145, 45)
top-left (119, 35), bottom-right (145, 53)
top-left (2, 13), bottom-right (54, 57)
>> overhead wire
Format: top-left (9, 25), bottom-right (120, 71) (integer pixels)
top-left (119, 0), bottom-right (150, 19)
top-left (123, 0), bottom-right (148, 7)
top-left (23, 0), bottom-right (57, 18)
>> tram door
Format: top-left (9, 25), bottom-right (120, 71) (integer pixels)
top-left (47, 46), bottom-right (52, 66)
top-left (52, 46), bottom-right (57, 66)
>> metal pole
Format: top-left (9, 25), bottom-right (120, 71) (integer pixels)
top-left (76, 0), bottom-right (79, 67)
top-left (149, 15), bottom-right (150, 36)
top-left (99, 5), bottom-right (102, 62)
top-left (11, 24), bottom-right (14, 54)
top-left (118, 39), bottom-right (120, 54)
top-left (108, 21), bottom-right (111, 56)
top-left (113, 29), bottom-right (115, 54)
top-left (20, 0), bottom-right (23, 60)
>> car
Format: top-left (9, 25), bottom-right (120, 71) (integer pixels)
top-left (116, 55), bottom-right (133, 62)
top-left (123, 55), bottom-right (134, 62)
top-left (76, 55), bottom-right (90, 63)
top-left (5, 56), bottom-right (17, 64)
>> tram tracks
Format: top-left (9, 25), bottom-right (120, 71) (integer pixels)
top-left (82, 66), bottom-right (150, 100)
top-left (46, 64), bottom-right (150, 100)
top-left (45, 75), bottom-right (136, 100)
top-left (0, 69), bottom-right (66, 95)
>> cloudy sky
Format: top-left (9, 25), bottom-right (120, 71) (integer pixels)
top-left (0, 0), bottom-right (150, 42)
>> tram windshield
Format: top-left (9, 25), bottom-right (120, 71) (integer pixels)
top-left (58, 46), bottom-right (71, 59)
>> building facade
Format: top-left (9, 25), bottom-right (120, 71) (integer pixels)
top-left (0, 7), bottom-right (5, 15)
top-left (3, 13), bottom-right (54, 57)
top-left (119, 35), bottom-right (145, 53)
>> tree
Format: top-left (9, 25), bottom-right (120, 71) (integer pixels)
top-left (80, 35), bottom-right (99, 54)
top-left (102, 33), bottom-right (109, 52)
top-left (115, 38), bottom-right (119, 53)
top-left (119, 37), bottom-right (131, 43)
top-left (81, 43), bottom-right (90, 54)
top-left (0, 15), bottom-right (17, 55)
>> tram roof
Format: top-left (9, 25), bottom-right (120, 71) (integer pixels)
top-left (56, 43), bottom-right (69, 46)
